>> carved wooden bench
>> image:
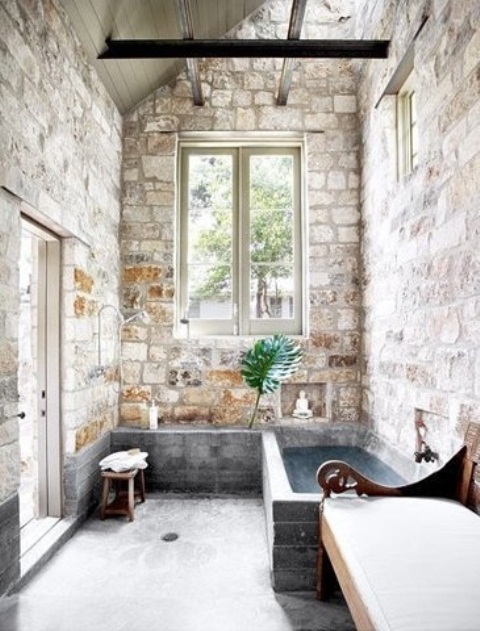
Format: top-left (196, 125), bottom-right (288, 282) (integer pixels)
top-left (316, 422), bottom-right (480, 631)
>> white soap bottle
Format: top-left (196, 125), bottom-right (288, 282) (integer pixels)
top-left (149, 399), bottom-right (158, 430)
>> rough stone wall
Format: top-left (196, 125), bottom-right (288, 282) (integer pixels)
top-left (121, 0), bottom-right (363, 427)
top-left (0, 0), bottom-right (122, 532)
top-left (357, 0), bottom-right (480, 457)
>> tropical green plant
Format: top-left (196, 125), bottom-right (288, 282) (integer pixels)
top-left (241, 334), bottom-right (303, 428)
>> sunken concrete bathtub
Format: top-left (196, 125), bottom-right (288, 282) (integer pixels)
top-left (262, 424), bottom-right (419, 592)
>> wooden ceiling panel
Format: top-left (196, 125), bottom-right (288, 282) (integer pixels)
top-left (61, 0), bottom-right (131, 111)
top-left (60, 0), bottom-right (266, 113)
top-left (89, 0), bottom-right (154, 102)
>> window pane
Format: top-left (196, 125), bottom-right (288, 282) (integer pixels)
top-left (397, 75), bottom-right (417, 178)
top-left (411, 121), bottom-right (418, 168)
top-left (187, 154), bottom-right (233, 319)
top-left (251, 207), bottom-right (293, 264)
top-left (250, 156), bottom-right (293, 209)
top-left (249, 155), bottom-right (295, 320)
top-left (409, 91), bottom-right (417, 124)
top-left (250, 264), bottom-right (294, 319)
top-left (250, 156), bottom-right (294, 265)
top-left (188, 155), bottom-right (232, 211)
top-left (188, 263), bottom-right (232, 319)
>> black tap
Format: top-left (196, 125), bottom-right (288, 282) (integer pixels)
top-left (414, 444), bottom-right (438, 463)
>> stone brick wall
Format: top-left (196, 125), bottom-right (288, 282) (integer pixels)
top-left (0, 0), bottom-right (122, 535)
top-left (120, 0), bottom-right (363, 427)
top-left (357, 0), bottom-right (480, 457)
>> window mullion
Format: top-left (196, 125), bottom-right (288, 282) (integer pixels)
top-left (179, 150), bottom-right (190, 330)
top-left (239, 147), bottom-right (251, 336)
top-left (293, 149), bottom-right (303, 330)
top-left (232, 147), bottom-right (240, 335)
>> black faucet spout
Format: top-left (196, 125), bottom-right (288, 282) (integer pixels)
top-left (414, 444), bottom-right (439, 463)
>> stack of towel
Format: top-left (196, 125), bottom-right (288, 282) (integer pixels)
top-left (99, 448), bottom-right (148, 472)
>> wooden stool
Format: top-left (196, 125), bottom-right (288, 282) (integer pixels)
top-left (100, 468), bottom-right (146, 521)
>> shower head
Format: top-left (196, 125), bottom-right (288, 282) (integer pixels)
top-left (97, 307), bottom-right (150, 390)
top-left (122, 310), bottom-right (149, 325)
top-left (98, 306), bottom-right (149, 326)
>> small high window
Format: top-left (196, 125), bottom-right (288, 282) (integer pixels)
top-left (178, 142), bottom-right (303, 336)
top-left (397, 72), bottom-right (418, 177)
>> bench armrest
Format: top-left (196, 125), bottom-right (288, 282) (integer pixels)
top-left (317, 445), bottom-right (467, 500)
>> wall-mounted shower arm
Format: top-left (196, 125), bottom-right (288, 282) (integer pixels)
top-left (97, 306), bottom-right (149, 391)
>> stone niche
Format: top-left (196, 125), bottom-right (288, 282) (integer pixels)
top-left (281, 383), bottom-right (329, 419)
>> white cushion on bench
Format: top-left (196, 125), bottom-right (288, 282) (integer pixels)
top-left (324, 496), bottom-right (480, 631)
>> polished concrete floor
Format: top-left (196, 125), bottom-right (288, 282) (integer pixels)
top-left (0, 498), bottom-right (355, 631)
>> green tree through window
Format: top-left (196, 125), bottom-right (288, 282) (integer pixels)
top-left (179, 145), bottom-right (302, 336)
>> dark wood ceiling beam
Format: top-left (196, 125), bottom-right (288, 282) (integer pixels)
top-left (99, 38), bottom-right (390, 60)
top-left (175, 0), bottom-right (204, 106)
top-left (277, 0), bottom-right (308, 106)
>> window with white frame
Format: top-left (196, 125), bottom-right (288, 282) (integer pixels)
top-left (397, 72), bottom-right (418, 177)
top-left (178, 143), bottom-right (303, 336)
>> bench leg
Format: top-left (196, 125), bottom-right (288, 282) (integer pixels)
top-left (137, 469), bottom-right (146, 503)
top-left (316, 510), bottom-right (336, 600)
top-left (100, 476), bottom-right (111, 520)
top-left (316, 543), bottom-right (335, 600)
top-left (128, 476), bottom-right (135, 521)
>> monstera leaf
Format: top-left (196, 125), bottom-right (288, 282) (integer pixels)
top-left (241, 334), bottom-right (302, 428)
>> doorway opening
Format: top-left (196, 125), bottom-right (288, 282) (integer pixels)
top-left (18, 217), bottom-right (62, 554)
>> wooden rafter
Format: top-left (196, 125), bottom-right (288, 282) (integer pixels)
top-left (175, 0), bottom-right (204, 106)
top-left (99, 38), bottom-right (390, 60)
top-left (277, 0), bottom-right (308, 106)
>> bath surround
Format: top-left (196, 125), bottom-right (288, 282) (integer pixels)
top-left (262, 424), bottom-right (419, 591)
top-left (111, 427), bottom-right (263, 496)
top-left (110, 424), bottom-right (417, 592)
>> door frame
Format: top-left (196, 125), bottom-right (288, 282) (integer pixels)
top-left (21, 216), bottom-right (62, 518)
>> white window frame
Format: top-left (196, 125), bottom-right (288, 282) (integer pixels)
top-left (397, 72), bottom-right (418, 177)
top-left (177, 139), bottom-right (304, 337)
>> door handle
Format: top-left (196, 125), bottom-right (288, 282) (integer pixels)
top-left (17, 412), bottom-right (26, 419)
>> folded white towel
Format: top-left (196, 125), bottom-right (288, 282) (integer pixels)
top-left (99, 450), bottom-right (149, 472)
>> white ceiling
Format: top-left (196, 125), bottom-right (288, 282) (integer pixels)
top-left (61, 0), bottom-right (267, 113)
